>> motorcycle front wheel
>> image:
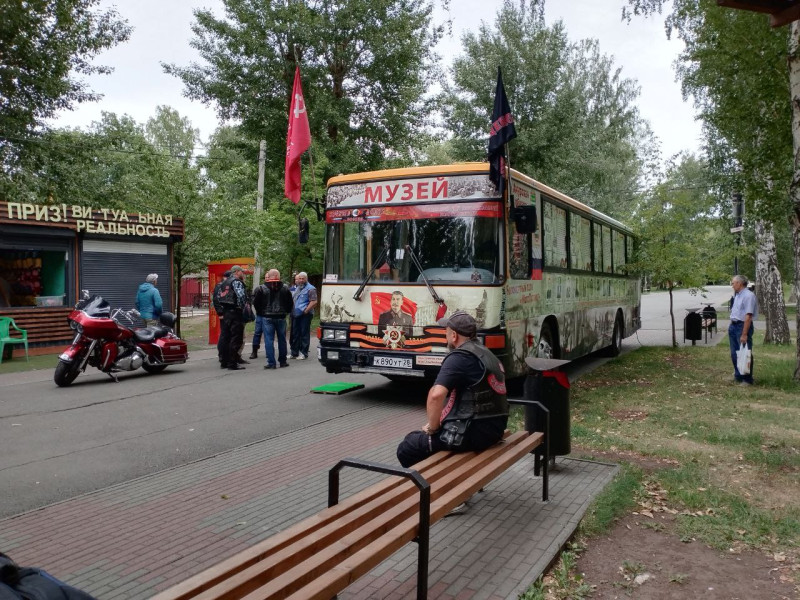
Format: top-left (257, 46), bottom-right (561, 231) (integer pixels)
top-left (54, 359), bottom-right (82, 387)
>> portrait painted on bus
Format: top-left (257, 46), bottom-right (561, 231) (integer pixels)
top-left (373, 290), bottom-right (415, 336)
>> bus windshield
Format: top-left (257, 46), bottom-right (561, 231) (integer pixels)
top-left (325, 201), bottom-right (503, 284)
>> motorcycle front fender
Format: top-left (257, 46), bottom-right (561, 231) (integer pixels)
top-left (59, 336), bottom-right (87, 362)
top-left (58, 338), bottom-right (95, 368)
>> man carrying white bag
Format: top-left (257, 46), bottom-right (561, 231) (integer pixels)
top-left (729, 275), bottom-right (757, 385)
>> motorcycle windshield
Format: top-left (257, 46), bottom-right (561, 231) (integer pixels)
top-left (79, 295), bottom-right (112, 317)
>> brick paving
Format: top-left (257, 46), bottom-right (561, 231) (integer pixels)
top-left (1, 400), bottom-right (617, 599)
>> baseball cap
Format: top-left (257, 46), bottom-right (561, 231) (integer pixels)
top-left (230, 265), bottom-right (243, 273)
top-left (437, 310), bottom-right (477, 338)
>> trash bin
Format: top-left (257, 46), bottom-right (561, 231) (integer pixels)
top-left (523, 357), bottom-right (571, 456)
top-left (684, 311), bottom-right (703, 345)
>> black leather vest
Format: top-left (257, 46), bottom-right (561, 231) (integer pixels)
top-left (441, 339), bottom-right (509, 423)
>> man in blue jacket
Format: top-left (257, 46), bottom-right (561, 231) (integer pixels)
top-left (135, 274), bottom-right (163, 326)
top-left (290, 272), bottom-right (317, 360)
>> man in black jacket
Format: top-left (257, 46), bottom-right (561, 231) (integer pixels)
top-left (218, 265), bottom-right (248, 370)
top-left (252, 269), bottom-right (294, 369)
top-left (213, 270), bottom-right (232, 367)
top-left (396, 311), bottom-right (508, 468)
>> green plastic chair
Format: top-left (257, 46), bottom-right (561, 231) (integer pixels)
top-left (0, 316), bottom-right (29, 364)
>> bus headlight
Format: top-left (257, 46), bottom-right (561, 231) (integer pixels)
top-left (327, 351), bottom-right (340, 361)
top-left (322, 329), bottom-right (348, 341)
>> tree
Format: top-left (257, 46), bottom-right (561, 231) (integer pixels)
top-left (439, 0), bottom-right (653, 221)
top-left (0, 0), bottom-right (130, 195)
top-left (199, 125), bottom-right (325, 281)
top-left (164, 0), bottom-right (442, 185)
top-left (144, 107), bottom-right (206, 334)
top-left (625, 0), bottom-right (798, 376)
top-left (634, 155), bottom-right (726, 347)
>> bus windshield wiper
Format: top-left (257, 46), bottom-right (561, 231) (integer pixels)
top-left (405, 245), bottom-right (444, 305)
top-left (353, 246), bottom-right (388, 301)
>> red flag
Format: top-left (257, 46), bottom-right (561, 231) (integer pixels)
top-left (285, 66), bottom-right (311, 204)
top-left (370, 292), bottom-right (417, 324)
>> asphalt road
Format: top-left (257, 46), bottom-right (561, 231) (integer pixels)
top-left (0, 285), bottom-right (733, 519)
top-left (0, 342), bottom-right (412, 518)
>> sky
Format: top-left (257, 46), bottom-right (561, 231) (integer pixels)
top-left (50, 0), bottom-right (704, 161)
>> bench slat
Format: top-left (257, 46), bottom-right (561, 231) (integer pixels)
top-left (247, 433), bottom-right (543, 600)
top-left (186, 435), bottom-right (530, 600)
top-left (153, 431), bottom-right (543, 600)
top-left (150, 447), bottom-right (485, 600)
top-left (185, 453), bottom-right (471, 600)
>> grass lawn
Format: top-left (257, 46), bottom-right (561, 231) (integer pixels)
top-left (515, 333), bottom-right (800, 597)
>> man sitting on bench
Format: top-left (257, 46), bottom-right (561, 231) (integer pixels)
top-left (397, 311), bottom-right (509, 468)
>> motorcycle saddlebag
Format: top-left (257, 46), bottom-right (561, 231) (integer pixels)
top-left (154, 337), bottom-right (188, 364)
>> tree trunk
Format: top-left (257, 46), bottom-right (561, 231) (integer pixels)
top-left (789, 22), bottom-right (800, 380)
top-left (794, 216), bottom-right (800, 379)
top-left (669, 285), bottom-right (676, 348)
top-left (754, 220), bottom-right (791, 344)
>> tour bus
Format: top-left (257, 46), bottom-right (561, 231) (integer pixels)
top-left (317, 163), bottom-right (641, 381)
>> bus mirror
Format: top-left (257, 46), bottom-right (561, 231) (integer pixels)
top-left (298, 217), bottom-right (310, 244)
top-left (511, 205), bottom-right (537, 234)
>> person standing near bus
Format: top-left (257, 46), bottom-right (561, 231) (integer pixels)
top-left (396, 311), bottom-right (509, 468)
top-left (218, 266), bottom-right (248, 370)
top-left (729, 274), bottom-right (757, 385)
top-left (290, 272), bottom-right (317, 360)
top-left (254, 269), bottom-right (293, 369)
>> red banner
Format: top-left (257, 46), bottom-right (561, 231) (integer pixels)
top-left (285, 66), bottom-right (311, 204)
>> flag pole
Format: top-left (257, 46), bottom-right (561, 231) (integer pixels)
top-left (504, 142), bottom-right (512, 208)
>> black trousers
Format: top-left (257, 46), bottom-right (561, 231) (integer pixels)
top-left (217, 313), bottom-right (228, 362)
top-left (221, 310), bottom-right (244, 367)
top-left (396, 417), bottom-right (507, 468)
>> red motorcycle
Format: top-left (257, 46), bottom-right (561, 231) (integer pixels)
top-left (54, 292), bottom-right (189, 387)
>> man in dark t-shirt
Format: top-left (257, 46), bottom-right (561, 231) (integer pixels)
top-left (396, 311), bottom-right (508, 468)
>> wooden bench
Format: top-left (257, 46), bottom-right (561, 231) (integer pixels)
top-left (152, 401), bottom-right (550, 600)
top-left (0, 307), bottom-right (73, 347)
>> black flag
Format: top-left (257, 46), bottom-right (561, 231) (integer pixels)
top-left (488, 67), bottom-right (517, 197)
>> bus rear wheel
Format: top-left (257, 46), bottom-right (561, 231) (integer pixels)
top-left (603, 313), bottom-right (624, 357)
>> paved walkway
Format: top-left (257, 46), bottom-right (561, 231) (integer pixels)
top-left (1, 399), bottom-right (617, 600)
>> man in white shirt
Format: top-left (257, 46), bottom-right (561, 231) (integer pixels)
top-left (729, 275), bottom-right (757, 385)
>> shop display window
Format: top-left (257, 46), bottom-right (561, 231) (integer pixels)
top-left (0, 250), bottom-right (67, 308)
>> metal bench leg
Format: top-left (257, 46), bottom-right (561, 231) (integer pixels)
top-left (329, 458), bottom-right (431, 600)
top-left (508, 399), bottom-right (550, 502)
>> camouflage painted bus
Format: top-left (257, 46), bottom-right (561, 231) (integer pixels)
top-left (317, 163), bottom-right (641, 381)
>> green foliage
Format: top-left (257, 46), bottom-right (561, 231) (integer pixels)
top-left (440, 0), bottom-right (651, 220)
top-left (197, 126), bottom-right (324, 278)
top-left (0, 0), bottom-right (130, 138)
top-left (580, 464), bottom-right (643, 537)
top-left (0, 0), bottom-right (131, 197)
top-left (164, 0), bottom-right (443, 185)
top-left (665, 1), bottom-right (793, 225)
top-left (633, 154), bottom-right (727, 302)
top-left (519, 545), bottom-right (592, 600)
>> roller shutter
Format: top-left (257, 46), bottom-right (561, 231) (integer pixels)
top-left (81, 240), bottom-right (172, 312)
